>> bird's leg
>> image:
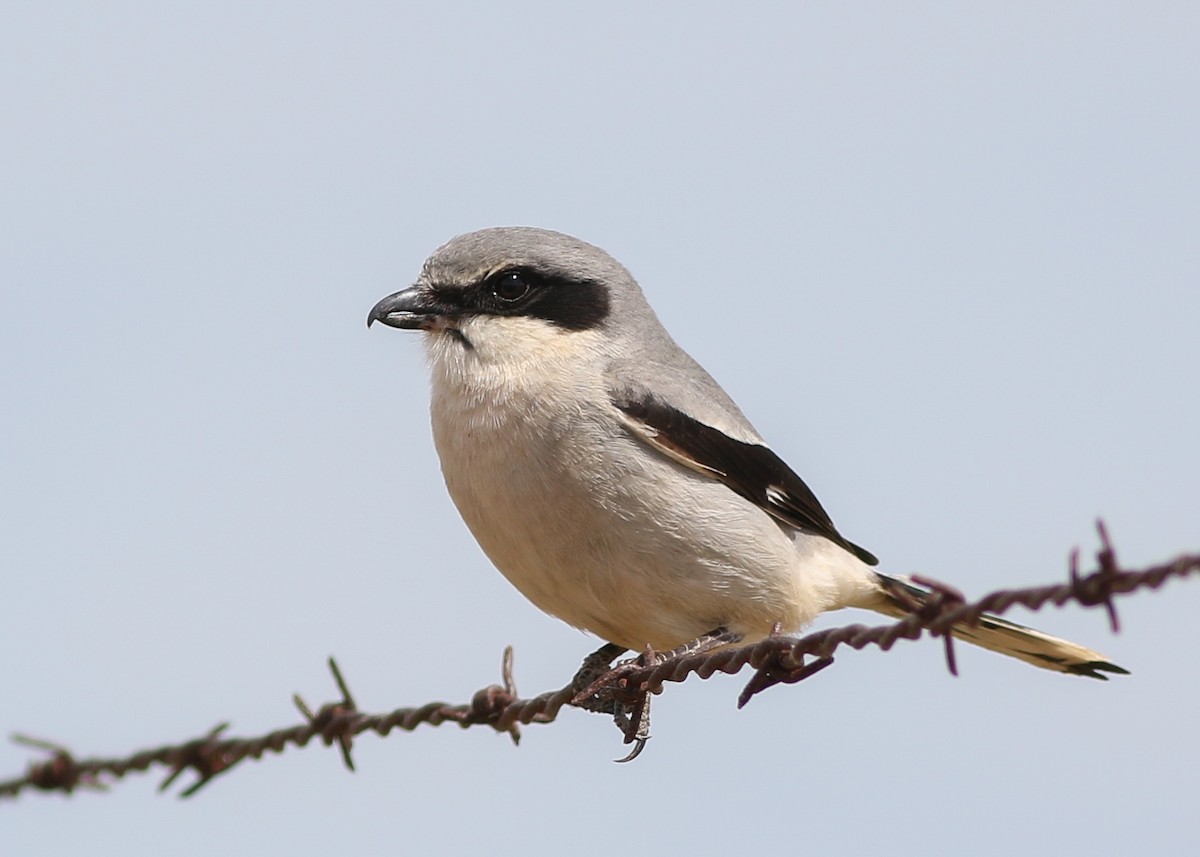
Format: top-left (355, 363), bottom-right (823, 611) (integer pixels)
top-left (573, 628), bottom-right (741, 708)
top-left (653, 627), bottom-right (744, 662)
top-left (572, 628), bottom-right (743, 762)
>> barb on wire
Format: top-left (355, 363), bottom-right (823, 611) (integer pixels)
top-left (293, 657), bottom-right (359, 772)
top-left (2, 523), bottom-right (1197, 802)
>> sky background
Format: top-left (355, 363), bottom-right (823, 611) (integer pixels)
top-left (2, 3), bottom-right (1197, 855)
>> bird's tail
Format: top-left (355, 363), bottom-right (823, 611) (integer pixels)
top-left (870, 572), bottom-right (1129, 680)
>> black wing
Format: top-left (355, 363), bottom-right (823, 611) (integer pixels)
top-left (612, 390), bottom-right (878, 566)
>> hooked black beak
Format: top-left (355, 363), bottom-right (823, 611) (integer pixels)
top-left (367, 285), bottom-right (441, 330)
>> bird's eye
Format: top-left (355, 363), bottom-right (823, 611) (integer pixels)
top-left (491, 271), bottom-right (531, 302)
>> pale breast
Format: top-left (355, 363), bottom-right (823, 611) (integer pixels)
top-left (427, 362), bottom-right (823, 650)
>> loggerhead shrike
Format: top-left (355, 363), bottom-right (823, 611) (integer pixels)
top-left (368, 227), bottom-right (1125, 681)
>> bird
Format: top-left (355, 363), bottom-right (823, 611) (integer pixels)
top-left (368, 226), bottom-right (1126, 685)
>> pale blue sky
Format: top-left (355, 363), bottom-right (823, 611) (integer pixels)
top-left (3, 4), bottom-right (1197, 855)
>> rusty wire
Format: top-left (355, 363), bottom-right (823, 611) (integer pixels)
top-left (2, 524), bottom-right (1197, 801)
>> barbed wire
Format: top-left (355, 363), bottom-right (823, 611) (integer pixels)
top-left (3, 523), bottom-right (1196, 801)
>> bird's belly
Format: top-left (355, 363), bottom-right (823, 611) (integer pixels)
top-left (430, 390), bottom-right (819, 650)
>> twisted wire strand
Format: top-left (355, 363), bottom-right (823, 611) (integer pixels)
top-left (3, 528), bottom-right (1196, 801)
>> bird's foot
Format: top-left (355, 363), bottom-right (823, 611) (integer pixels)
top-left (570, 628), bottom-right (743, 762)
top-left (570, 642), bottom-right (628, 713)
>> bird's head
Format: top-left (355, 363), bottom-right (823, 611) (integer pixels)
top-left (368, 227), bottom-right (650, 371)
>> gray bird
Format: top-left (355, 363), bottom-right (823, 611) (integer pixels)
top-left (369, 226), bottom-right (1125, 681)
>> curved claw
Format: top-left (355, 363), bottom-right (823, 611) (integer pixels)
top-left (614, 737), bottom-right (649, 764)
